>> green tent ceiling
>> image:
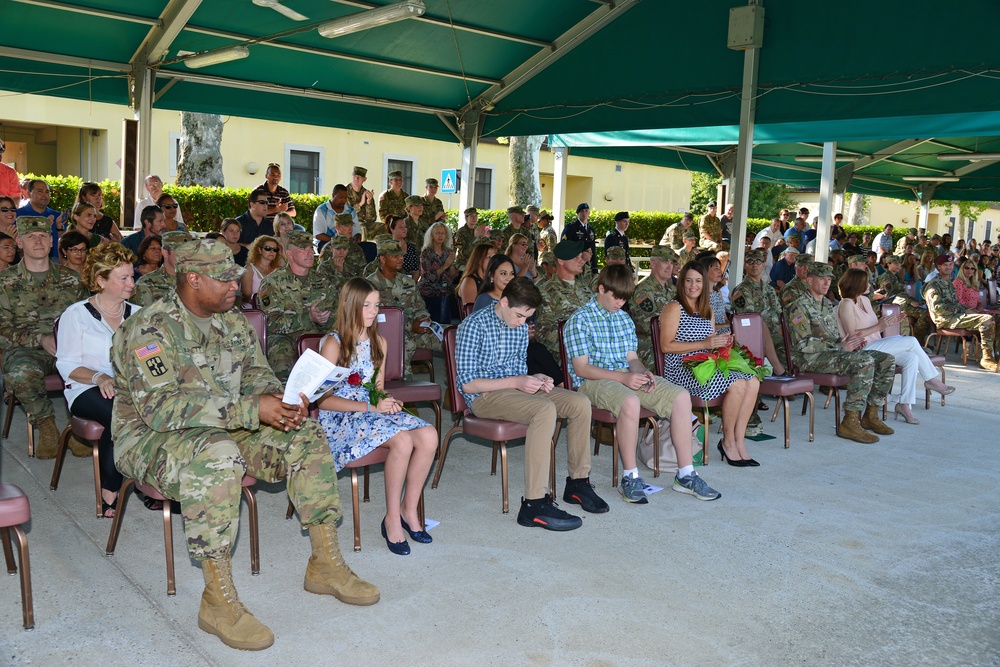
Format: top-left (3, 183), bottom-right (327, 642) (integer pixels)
top-left (2, 0), bottom-right (1000, 197)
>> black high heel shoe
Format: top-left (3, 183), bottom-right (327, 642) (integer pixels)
top-left (381, 518), bottom-right (410, 555)
top-left (717, 440), bottom-right (750, 467)
top-left (401, 518), bottom-right (433, 544)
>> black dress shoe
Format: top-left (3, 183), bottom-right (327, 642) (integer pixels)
top-left (401, 518), bottom-right (433, 544)
top-left (381, 519), bottom-right (410, 555)
top-left (718, 441), bottom-right (750, 467)
top-left (744, 458), bottom-right (761, 467)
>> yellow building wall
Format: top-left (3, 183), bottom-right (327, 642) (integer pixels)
top-left (1, 91), bottom-right (690, 213)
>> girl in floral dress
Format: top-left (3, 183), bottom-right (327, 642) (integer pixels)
top-left (317, 278), bottom-right (439, 555)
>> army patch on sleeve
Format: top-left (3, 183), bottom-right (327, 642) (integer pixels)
top-left (134, 342), bottom-right (161, 361)
top-left (733, 293), bottom-right (746, 309)
top-left (792, 314), bottom-right (805, 325)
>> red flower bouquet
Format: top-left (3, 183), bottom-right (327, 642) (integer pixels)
top-left (362, 368), bottom-right (388, 406)
top-left (681, 344), bottom-right (772, 386)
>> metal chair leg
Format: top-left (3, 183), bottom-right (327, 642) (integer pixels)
top-left (161, 502), bottom-right (175, 597)
top-left (350, 468), bottom-right (362, 552)
top-left (241, 486), bottom-right (260, 575)
top-left (49, 426), bottom-right (72, 490)
top-left (9, 526), bottom-right (32, 630)
top-left (431, 425), bottom-right (462, 489)
top-left (499, 441), bottom-right (509, 514)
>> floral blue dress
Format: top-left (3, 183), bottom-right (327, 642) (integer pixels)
top-left (318, 334), bottom-right (429, 471)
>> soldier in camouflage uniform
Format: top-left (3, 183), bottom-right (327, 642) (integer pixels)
top-left (593, 246), bottom-right (627, 289)
top-left (132, 230), bottom-right (194, 307)
top-left (258, 230), bottom-right (336, 381)
top-left (360, 233), bottom-right (390, 278)
top-left (317, 236), bottom-right (353, 300)
top-left (368, 238), bottom-right (441, 378)
top-left (501, 206), bottom-right (537, 260)
top-left (923, 254), bottom-right (998, 370)
top-left (453, 207), bottom-right (479, 273)
top-left (111, 238), bottom-right (379, 651)
top-left (876, 255), bottom-right (928, 338)
top-left (660, 212), bottom-right (695, 250)
top-left (677, 231), bottom-right (699, 267)
top-left (895, 227), bottom-right (918, 255)
top-left (0, 217), bottom-right (90, 457)
top-left (403, 195), bottom-right (429, 248)
top-left (345, 166), bottom-right (382, 241)
top-left (536, 211), bottom-right (557, 254)
top-left (419, 177), bottom-right (446, 230)
top-left (316, 213), bottom-right (366, 277)
top-left (698, 201), bottom-right (725, 251)
top-left (848, 254), bottom-right (880, 310)
top-left (730, 248), bottom-right (786, 375)
top-left (778, 253), bottom-right (813, 307)
top-left (536, 251), bottom-right (557, 289)
top-left (536, 239), bottom-right (594, 360)
top-left (784, 262), bottom-right (896, 443)
top-left (829, 249), bottom-right (848, 300)
top-left (377, 170), bottom-right (408, 225)
top-left (628, 245), bottom-right (678, 369)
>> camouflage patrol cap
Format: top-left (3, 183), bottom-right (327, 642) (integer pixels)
top-left (404, 195), bottom-right (423, 207)
top-left (683, 231), bottom-right (697, 240)
top-left (538, 251), bottom-right (557, 265)
top-left (829, 248), bottom-right (846, 258)
top-left (794, 253), bottom-right (814, 267)
top-left (328, 236), bottom-right (350, 250)
top-left (526, 205), bottom-right (540, 214)
top-left (488, 228), bottom-right (504, 241)
top-left (463, 207), bottom-right (478, 217)
top-left (160, 230), bottom-right (193, 250)
top-left (388, 170), bottom-right (403, 180)
top-left (554, 239), bottom-right (585, 260)
top-left (334, 213), bottom-right (354, 227)
top-left (682, 212), bottom-right (694, 221)
top-left (886, 254), bottom-right (902, 265)
top-left (378, 238), bottom-right (403, 256)
top-left (425, 177), bottom-right (439, 186)
top-left (286, 230), bottom-right (313, 248)
top-left (507, 205), bottom-right (525, 215)
top-left (175, 238), bottom-right (245, 281)
top-left (745, 248), bottom-right (767, 263)
top-left (606, 246), bottom-right (626, 260)
top-left (15, 216), bottom-right (50, 235)
top-left (908, 227), bottom-right (918, 235)
top-left (352, 166), bottom-right (368, 177)
top-left (807, 261), bottom-right (833, 277)
top-left (540, 211), bottom-right (554, 221)
top-left (472, 237), bottom-right (493, 248)
top-left (847, 254), bottom-right (867, 264)
top-left (650, 245), bottom-right (678, 262)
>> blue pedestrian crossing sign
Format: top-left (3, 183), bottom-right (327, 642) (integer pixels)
top-left (441, 169), bottom-right (457, 194)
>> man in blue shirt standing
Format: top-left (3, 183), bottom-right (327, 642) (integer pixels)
top-left (456, 277), bottom-right (606, 531)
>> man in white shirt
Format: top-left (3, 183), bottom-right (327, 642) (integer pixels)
top-left (753, 217), bottom-right (784, 249)
top-left (134, 175), bottom-right (183, 230)
top-left (871, 224), bottom-right (895, 261)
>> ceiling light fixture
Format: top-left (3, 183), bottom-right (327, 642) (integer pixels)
top-left (182, 46), bottom-right (250, 69)
top-left (317, 0), bottom-right (426, 39)
top-left (901, 176), bottom-right (960, 182)
top-left (937, 152), bottom-right (1000, 161)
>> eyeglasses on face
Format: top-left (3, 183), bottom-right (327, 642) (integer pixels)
top-left (0, 244), bottom-right (15, 251)
top-left (66, 247), bottom-right (87, 254)
top-left (746, 259), bottom-right (763, 265)
top-left (261, 245), bottom-right (278, 252)
top-left (253, 200), bottom-right (268, 205)
top-left (161, 203), bottom-right (178, 209)
top-left (0, 207), bottom-right (15, 213)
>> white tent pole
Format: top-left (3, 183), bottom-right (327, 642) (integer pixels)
top-left (814, 141), bottom-right (836, 263)
top-left (552, 146), bottom-right (568, 237)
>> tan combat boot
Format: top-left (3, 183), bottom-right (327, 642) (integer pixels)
top-left (67, 433), bottom-right (93, 458)
top-left (198, 558), bottom-right (274, 651)
top-left (838, 410), bottom-right (879, 444)
top-left (980, 348), bottom-right (999, 371)
top-left (34, 417), bottom-right (60, 459)
top-left (859, 405), bottom-right (894, 435)
top-left (304, 523), bottom-right (380, 606)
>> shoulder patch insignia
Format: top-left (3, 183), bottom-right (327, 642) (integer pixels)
top-left (792, 314), bottom-right (805, 325)
top-left (134, 342), bottom-right (161, 361)
top-left (733, 294), bottom-right (746, 309)
top-left (635, 293), bottom-right (648, 305)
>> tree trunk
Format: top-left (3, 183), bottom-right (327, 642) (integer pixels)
top-left (176, 112), bottom-right (224, 187)
top-left (847, 192), bottom-right (865, 226)
top-left (508, 135), bottom-right (544, 206)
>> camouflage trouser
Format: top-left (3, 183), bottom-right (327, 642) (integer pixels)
top-left (801, 349), bottom-right (895, 412)
top-left (404, 330), bottom-right (442, 380)
top-left (3, 348), bottom-right (57, 422)
top-left (636, 340), bottom-right (656, 373)
top-left (900, 303), bottom-right (931, 341)
top-left (266, 333), bottom-right (298, 382)
top-left (940, 313), bottom-right (996, 352)
top-left (116, 419), bottom-right (341, 561)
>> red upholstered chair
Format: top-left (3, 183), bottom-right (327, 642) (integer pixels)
top-left (292, 333), bottom-right (424, 551)
top-left (459, 302), bottom-right (474, 321)
top-left (557, 321), bottom-right (659, 483)
top-left (105, 476), bottom-right (260, 596)
top-left (433, 326), bottom-right (551, 514)
top-left (880, 304), bottom-right (947, 410)
top-left (650, 316), bottom-right (713, 465)
top-left (379, 306), bottom-right (442, 438)
top-left (411, 347), bottom-right (435, 383)
top-left (241, 308), bottom-right (268, 356)
top-left (50, 416), bottom-right (103, 517)
top-left (729, 312), bottom-right (815, 448)
top-left (0, 483), bottom-right (33, 629)
top-left (779, 313), bottom-right (851, 429)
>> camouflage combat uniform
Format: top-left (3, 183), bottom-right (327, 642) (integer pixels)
top-left (258, 265), bottom-right (336, 381)
top-left (923, 276), bottom-right (997, 361)
top-left (111, 291), bottom-right (342, 561)
top-left (132, 267), bottom-right (174, 307)
top-left (778, 276), bottom-right (809, 307)
top-left (537, 225), bottom-right (557, 254)
top-left (377, 188), bottom-right (408, 224)
top-left (367, 269), bottom-right (441, 376)
top-left (453, 224), bottom-right (478, 272)
top-left (661, 222), bottom-right (692, 250)
top-left (699, 214), bottom-right (723, 251)
top-left (316, 260), bottom-right (352, 301)
top-left (536, 277), bottom-right (594, 360)
top-left (784, 292), bottom-right (895, 411)
top-left (345, 186), bottom-right (381, 240)
top-left (319, 240), bottom-right (367, 277)
top-left (730, 276), bottom-right (785, 364)
top-left (419, 195), bottom-right (444, 230)
top-left (876, 270), bottom-right (924, 337)
top-left (677, 247), bottom-right (698, 267)
top-left (628, 275), bottom-right (676, 369)
top-left (0, 261), bottom-right (88, 422)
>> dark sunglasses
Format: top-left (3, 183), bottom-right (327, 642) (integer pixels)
top-left (253, 200), bottom-right (268, 205)
top-left (161, 203), bottom-right (179, 209)
top-left (261, 245), bottom-right (279, 252)
top-left (746, 259), bottom-right (763, 265)
top-left (0, 207), bottom-right (15, 213)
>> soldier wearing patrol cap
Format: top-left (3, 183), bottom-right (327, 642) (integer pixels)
top-left (0, 216), bottom-right (89, 457)
top-left (112, 237), bottom-right (379, 651)
top-left (923, 253), bottom-right (999, 370)
top-left (317, 235), bottom-right (355, 299)
top-left (730, 248), bottom-right (787, 376)
top-left (536, 210), bottom-right (557, 254)
top-left (368, 237), bottom-right (441, 377)
top-left (784, 261), bottom-right (896, 443)
top-left (699, 201), bottom-right (724, 251)
top-left (778, 252), bottom-right (813, 306)
top-left (661, 212), bottom-right (696, 250)
top-left (377, 170), bottom-right (409, 225)
top-left (133, 230), bottom-right (194, 307)
top-left (318, 212), bottom-right (366, 277)
top-left (453, 206), bottom-right (480, 272)
top-left (258, 230), bottom-right (336, 381)
top-left (419, 177), bottom-right (446, 230)
top-left (536, 239), bottom-right (594, 360)
top-left (345, 166), bottom-right (380, 240)
top-left (629, 245), bottom-right (678, 369)
top-left (678, 230), bottom-right (699, 267)
top-left (536, 250), bottom-right (558, 287)
top-left (593, 246), bottom-right (628, 289)
top-left (876, 254), bottom-right (923, 338)
top-left (501, 205), bottom-right (537, 259)
top-left (403, 194), bottom-right (428, 247)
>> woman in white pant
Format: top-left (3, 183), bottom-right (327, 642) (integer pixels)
top-left (836, 268), bottom-right (954, 424)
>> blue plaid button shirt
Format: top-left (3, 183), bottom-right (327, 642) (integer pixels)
top-left (455, 303), bottom-right (528, 410)
top-left (564, 297), bottom-right (637, 389)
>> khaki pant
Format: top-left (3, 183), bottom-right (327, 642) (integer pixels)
top-left (469, 388), bottom-right (591, 499)
top-left (578, 377), bottom-right (685, 418)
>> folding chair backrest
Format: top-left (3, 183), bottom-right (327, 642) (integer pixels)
top-left (443, 325), bottom-right (468, 414)
top-left (730, 312), bottom-right (765, 361)
top-left (459, 302), bottom-right (474, 321)
top-left (649, 315), bottom-right (665, 377)
top-left (778, 313), bottom-right (797, 373)
top-left (556, 321), bottom-right (573, 389)
top-left (378, 306), bottom-right (406, 381)
top-left (242, 309), bottom-right (267, 354)
top-left (881, 303), bottom-right (901, 337)
top-left (904, 282), bottom-right (917, 299)
top-left (980, 289), bottom-right (988, 311)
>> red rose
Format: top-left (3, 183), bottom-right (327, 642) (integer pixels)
top-left (347, 372), bottom-right (362, 387)
top-left (717, 345), bottom-right (731, 360)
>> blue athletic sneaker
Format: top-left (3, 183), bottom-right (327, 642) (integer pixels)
top-left (672, 471), bottom-right (721, 501)
top-left (618, 475), bottom-right (649, 504)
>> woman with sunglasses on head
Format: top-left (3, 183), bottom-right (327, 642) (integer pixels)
top-left (156, 193), bottom-right (186, 232)
top-left (273, 212), bottom-right (296, 252)
top-left (75, 182), bottom-right (123, 242)
top-left (506, 233), bottom-right (537, 281)
top-left (242, 235), bottom-right (284, 301)
top-left (953, 258), bottom-right (983, 309)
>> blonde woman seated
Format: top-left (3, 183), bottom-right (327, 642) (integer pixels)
top-left (660, 261), bottom-right (760, 467)
top-left (836, 268), bottom-right (954, 425)
top-left (241, 235), bottom-right (284, 301)
top-left (317, 278), bottom-right (438, 556)
top-left (952, 258), bottom-right (982, 309)
top-left (506, 233), bottom-right (537, 281)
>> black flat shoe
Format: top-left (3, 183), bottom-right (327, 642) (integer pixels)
top-left (757, 400), bottom-right (769, 411)
top-left (381, 519), bottom-right (410, 555)
top-left (717, 441), bottom-right (750, 467)
top-left (401, 518), bottom-right (432, 544)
